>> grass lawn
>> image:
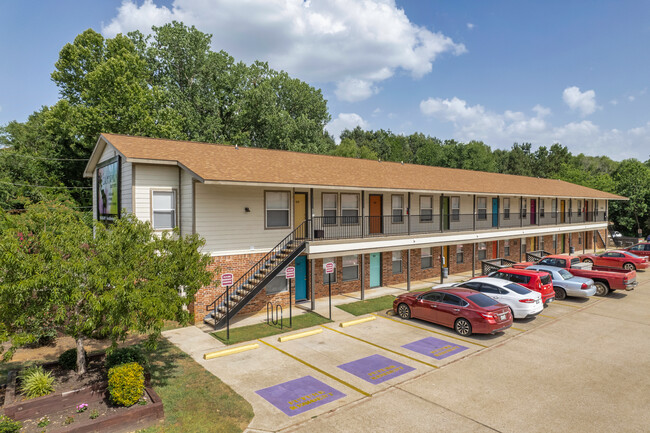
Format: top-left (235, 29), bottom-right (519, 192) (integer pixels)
top-left (141, 339), bottom-right (253, 433)
top-left (336, 295), bottom-right (396, 316)
top-left (211, 312), bottom-right (331, 345)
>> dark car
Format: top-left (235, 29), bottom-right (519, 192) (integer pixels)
top-left (393, 287), bottom-right (512, 336)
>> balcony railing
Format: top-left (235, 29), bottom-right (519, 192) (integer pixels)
top-left (310, 211), bottom-right (606, 241)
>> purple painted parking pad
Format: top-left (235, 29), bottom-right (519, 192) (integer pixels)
top-left (337, 354), bottom-right (415, 384)
top-left (402, 337), bottom-right (468, 360)
top-left (255, 375), bottom-right (345, 416)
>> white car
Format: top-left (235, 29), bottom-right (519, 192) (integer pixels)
top-left (433, 277), bottom-right (543, 319)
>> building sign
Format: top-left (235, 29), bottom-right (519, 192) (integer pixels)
top-left (337, 354), bottom-right (414, 384)
top-left (285, 267), bottom-right (295, 279)
top-left (402, 337), bottom-right (468, 360)
top-left (96, 156), bottom-right (120, 222)
top-left (255, 376), bottom-right (345, 416)
top-left (325, 262), bottom-right (335, 274)
top-left (221, 273), bottom-right (234, 287)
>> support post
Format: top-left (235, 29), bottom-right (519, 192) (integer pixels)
top-left (473, 194), bottom-right (476, 231)
top-left (407, 249), bottom-right (411, 291)
top-left (361, 190), bottom-right (365, 238)
top-left (519, 238), bottom-right (522, 262)
top-left (226, 286), bottom-right (230, 341)
top-left (520, 197), bottom-right (524, 227)
top-left (407, 192), bottom-right (411, 235)
top-left (361, 253), bottom-right (365, 300)
top-left (328, 273), bottom-right (332, 320)
top-left (310, 259), bottom-right (315, 311)
top-left (289, 279), bottom-right (292, 328)
top-left (472, 243), bottom-right (476, 278)
top-left (440, 247), bottom-right (444, 284)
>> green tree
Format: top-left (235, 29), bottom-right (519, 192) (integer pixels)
top-left (609, 159), bottom-right (650, 235)
top-left (330, 138), bottom-right (378, 160)
top-left (0, 202), bottom-right (212, 375)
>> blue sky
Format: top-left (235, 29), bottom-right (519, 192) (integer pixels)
top-left (1, 0), bottom-right (649, 160)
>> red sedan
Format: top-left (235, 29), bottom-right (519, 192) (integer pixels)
top-left (624, 242), bottom-right (650, 258)
top-left (579, 250), bottom-right (649, 271)
top-left (393, 287), bottom-right (512, 336)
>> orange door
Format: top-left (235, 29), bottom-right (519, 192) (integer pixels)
top-left (492, 241), bottom-right (498, 258)
top-left (560, 200), bottom-right (566, 223)
top-left (369, 195), bottom-right (383, 234)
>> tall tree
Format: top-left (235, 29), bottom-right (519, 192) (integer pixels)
top-left (609, 159), bottom-right (650, 235)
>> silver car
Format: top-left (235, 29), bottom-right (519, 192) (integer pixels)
top-left (526, 265), bottom-right (596, 300)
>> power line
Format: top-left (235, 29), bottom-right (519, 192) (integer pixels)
top-left (1, 152), bottom-right (88, 161)
top-left (0, 181), bottom-right (92, 189)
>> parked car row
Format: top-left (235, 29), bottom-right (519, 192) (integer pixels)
top-left (392, 249), bottom-right (644, 337)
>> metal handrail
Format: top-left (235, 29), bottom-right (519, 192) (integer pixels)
top-left (206, 219), bottom-right (310, 319)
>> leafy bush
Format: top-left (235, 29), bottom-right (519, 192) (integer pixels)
top-left (105, 347), bottom-right (148, 371)
top-left (19, 366), bottom-right (55, 399)
top-left (58, 348), bottom-right (86, 371)
top-left (0, 415), bottom-right (22, 433)
top-left (108, 362), bottom-right (145, 407)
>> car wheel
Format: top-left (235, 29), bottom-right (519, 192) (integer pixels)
top-left (554, 287), bottom-right (566, 300)
top-left (583, 259), bottom-right (593, 265)
top-left (508, 307), bottom-right (516, 320)
top-left (397, 303), bottom-right (411, 320)
top-left (623, 263), bottom-right (636, 271)
top-left (594, 281), bottom-right (609, 297)
top-left (454, 318), bottom-right (472, 336)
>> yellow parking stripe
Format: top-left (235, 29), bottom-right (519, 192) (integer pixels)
top-left (258, 339), bottom-right (371, 397)
top-left (321, 325), bottom-right (439, 369)
top-left (551, 301), bottom-right (582, 309)
top-left (510, 327), bottom-right (526, 332)
top-left (373, 313), bottom-right (488, 348)
top-left (538, 314), bottom-right (557, 319)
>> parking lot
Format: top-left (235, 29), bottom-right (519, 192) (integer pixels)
top-left (165, 271), bottom-right (650, 433)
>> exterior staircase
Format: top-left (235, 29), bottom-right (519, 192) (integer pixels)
top-left (204, 220), bottom-right (309, 329)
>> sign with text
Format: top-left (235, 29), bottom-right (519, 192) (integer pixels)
top-left (220, 273), bottom-right (234, 287)
top-left (285, 267), bottom-right (295, 279)
top-left (255, 375), bottom-right (345, 416)
top-left (325, 262), bottom-right (335, 274)
top-left (338, 354), bottom-right (414, 385)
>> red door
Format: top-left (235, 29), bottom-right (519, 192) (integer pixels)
top-left (530, 199), bottom-right (537, 224)
top-left (492, 241), bottom-right (498, 259)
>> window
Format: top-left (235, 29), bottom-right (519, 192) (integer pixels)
top-left (266, 191), bottom-right (290, 228)
top-left (505, 283), bottom-right (530, 295)
top-left (341, 194), bottom-right (359, 224)
top-left (456, 245), bottom-right (464, 264)
top-left (265, 271), bottom-right (287, 294)
top-left (392, 251), bottom-right (402, 274)
top-left (478, 242), bottom-right (487, 260)
top-left (441, 294), bottom-right (468, 307)
top-left (420, 196), bottom-right (433, 222)
top-left (477, 197), bottom-right (487, 220)
top-left (577, 200), bottom-right (582, 216)
top-left (323, 193), bottom-right (338, 225)
top-left (553, 234), bottom-right (557, 250)
top-left (392, 195), bottom-right (404, 223)
top-left (342, 255), bottom-right (359, 281)
top-left (322, 257), bottom-right (337, 283)
top-left (594, 200), bottom-right (598, 217)
top-left (152, 190), bottom-right (176, 230)
top-left (451, 197), bottom-right (460, 222)
top-left (578, 233), bottom-right (582, 245)
top-left (479, 284), bottom-right (501, 294)
top-left (421, 248), bottom-right (433, 269)
top-left (540, 200), bottom-right (545, 217)
top-left (552, 199), bottom-right (557, 215)
top-left (422, 292), bottom-right (444, 302)
top-left (467, 293), bottom-right (498, 307)
top-left (504, 198), bottom-right (511, 219)
top-left (521, 198), bottom-right (527, 218)
top-left (504, 240), bottom-right (510, 256)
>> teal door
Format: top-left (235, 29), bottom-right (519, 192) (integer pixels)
top-left (370, 253), bottom-right (381, 288)
top-left (295, 256), bottom-right (307, 300)
top-left (492, 198), bottom-right (499, 227)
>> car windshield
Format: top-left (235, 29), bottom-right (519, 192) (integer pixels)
top-left (467, 293), bottom-right (499, 307)
top-left (505, 283), bottom-right (530, 295)
top-left (558, 269), bottom-right (574, 280)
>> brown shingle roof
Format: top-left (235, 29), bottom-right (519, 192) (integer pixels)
top-left (93, 133), bottom-right (625, 200)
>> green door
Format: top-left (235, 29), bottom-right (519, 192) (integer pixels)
top-left (370, 253), bottom-right (381, 288)
top-left (442, 197), bottom-right (450, 231)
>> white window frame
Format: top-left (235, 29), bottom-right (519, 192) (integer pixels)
top-left (477, 197), bottom-right (487, 221)
top-left (322, 257), bottom-right (337, 283)
top-left (478, 242), bottom-right (487, 260)
top-left (341, 193), bottom-right (360, 225)
top-left (392, 195), bottom-right (404, 224)
top-left (456, 245), bottom-right (464, 264)
top-left (420, 196), bottom-right (433, 222)
top-left (151, 189), bottom-right (177, 230)
top-left (265, 191), bottom-right (290, 229)
top-left (521, 198), bottom-right (527, 218)
top-left (540, 199), bottom-right (545, 218)
top-left (421, 248), bottom-right (433, 269)
top-left (504, 240), bottom-right (510, 256)
top-left (577, 200), bottom-right (582, 216)
top-left (322, 193), bottom-right (338, 226)
top-left (392, 251), bottom-right (402, 274)
top-left (451, 196), bottom-right (460, 222)
top-left (504, 198), bottom-right (511, 219)
top-left (342, 255), bottom-right (359, 281)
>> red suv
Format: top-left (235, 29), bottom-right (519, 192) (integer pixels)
top-left (488, 268), bottom-right (555, 305)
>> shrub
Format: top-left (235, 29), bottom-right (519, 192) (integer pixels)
top-left (19, 366), bottom-right (55, 399)
top-left (105, 347), bottom-right (148, 371)
top-left (108, 362), bottom-right (144, 407)
top-left (58, 348), bottom-right (86, 371)
top-left (0, 415), bottom-right (22, 433)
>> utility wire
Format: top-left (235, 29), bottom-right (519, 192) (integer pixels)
top-left (0, 181), bottom-right (92, 189)
top-left (1, 152), bottom-right (88, 161)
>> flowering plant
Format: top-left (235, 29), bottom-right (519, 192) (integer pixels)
top-left (37, 416), bottom-right (50, 427)
top-left (76, 403), bottom-right (88, 413)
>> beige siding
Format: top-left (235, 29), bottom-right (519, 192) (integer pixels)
top-left (195, 184), bottom-right (292, 255)
top-left (180, 169), bottom-right (194, 236)
top-left (133, 165), bottom-right (179, 224)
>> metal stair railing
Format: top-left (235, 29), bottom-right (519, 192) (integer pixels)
top-left (525, 250), bottom-right (552, 263)
top-left (205, 220), bottom-right (310, 329)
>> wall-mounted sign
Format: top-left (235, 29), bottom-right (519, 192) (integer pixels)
top-left (96, 156), bottom-right (120, 222)
top-left (221, 273), bottom-right (234, 287)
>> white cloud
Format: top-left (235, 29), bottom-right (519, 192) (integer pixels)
top-left (325, 113), bottom-right (368, 143)
top-left (628, 95), bottom-right (635, 102)
top-left (420, 95), bottom-right (650, 159)
top-left (610, 99), bottom-right (618, 105)
top-left (103, 0), bottom-right (466, 102)
top-left (562, 86), bottom-right (597, 116)
top-left (467, 23), bottom-right (474, 29)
